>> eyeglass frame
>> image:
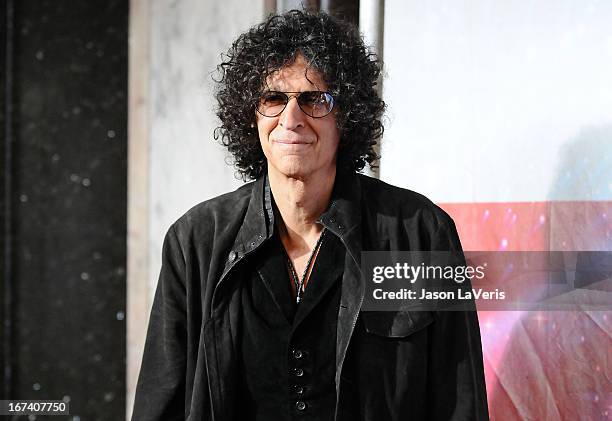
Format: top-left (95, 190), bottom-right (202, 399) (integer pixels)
top-left (255, 90), bottom-right (336, 119)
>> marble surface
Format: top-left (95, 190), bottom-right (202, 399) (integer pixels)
top-left (148, 0), bottom-right (265, 301)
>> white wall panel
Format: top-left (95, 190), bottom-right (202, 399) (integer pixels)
top-left (149, 0), bottom-right (265, 296)
top-left (381, 0), bottom-right (612, 203)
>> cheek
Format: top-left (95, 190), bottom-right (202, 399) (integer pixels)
top-left (256, 118), bottom-right (278, 143)
top-left (319, 121), bottom-right (341, 151)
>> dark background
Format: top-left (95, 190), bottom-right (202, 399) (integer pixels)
top-left (1, 1), bottom-right (128, 420)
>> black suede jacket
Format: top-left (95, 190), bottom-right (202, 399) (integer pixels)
top-left (132, 171), bottom-right (489, 421)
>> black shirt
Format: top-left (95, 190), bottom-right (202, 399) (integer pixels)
top-left (237, 226), bottom-right (346, 421)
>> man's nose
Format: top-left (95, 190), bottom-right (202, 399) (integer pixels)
top-left (278, 96), bottom-right (305, 129)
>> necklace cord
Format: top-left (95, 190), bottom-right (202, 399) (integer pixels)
top-left (285, 228), bottom-right (326, 304)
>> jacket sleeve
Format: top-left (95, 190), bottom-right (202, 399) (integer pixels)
top-left (132, 224), bottom-right (189, 421)
top-left (426, 214), bottom-right (490, 420)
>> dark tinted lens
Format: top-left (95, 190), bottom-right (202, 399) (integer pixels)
top-left (258, 91), bottom-right (288, 116)
top-left (297, 91), bottom-right (324, 105)
top-left (298, 91), bottom-right (333, 117)
top-left (261, 91), bottom-right (287, 106)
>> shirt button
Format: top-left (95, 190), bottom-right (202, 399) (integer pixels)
top-left (293, 368), bottom-right (304, 377)
top-left (295, 401), bottom-right (307, 411)
top-left (294, 385), bottom-right (305, 395)
top-left (292, 349), bottom-right (304, 359)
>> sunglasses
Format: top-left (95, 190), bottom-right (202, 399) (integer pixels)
top-left (256, 90), bottom-right (335, 118)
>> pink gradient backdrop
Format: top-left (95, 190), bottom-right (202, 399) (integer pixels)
top-left (439, 202), bottom-right (612, 420)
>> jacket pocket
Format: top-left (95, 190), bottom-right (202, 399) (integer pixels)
top-left (361, 310), bottom-right (434, 338)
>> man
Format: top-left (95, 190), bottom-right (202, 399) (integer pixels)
top-left (132, 10), bottom-right (488, 421)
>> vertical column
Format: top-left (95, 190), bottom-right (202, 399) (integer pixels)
top-left (126, 0), bottom-right (150, 417)
top-left (359, 0), bottom-right (384, 178)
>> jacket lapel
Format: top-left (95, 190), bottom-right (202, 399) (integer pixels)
top-left (205, 174), bottom-right (272, 420)
top-left (315, 171), bottom-right (366, 398)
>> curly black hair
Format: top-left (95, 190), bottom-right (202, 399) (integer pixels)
top-left (214, 9), bottom-right (385, 180)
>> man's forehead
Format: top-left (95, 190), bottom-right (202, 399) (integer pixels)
top-left (265, 60), bottom-right (326, 90)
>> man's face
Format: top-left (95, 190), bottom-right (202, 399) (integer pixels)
top-left (256, 54), bottom-right (340, 180)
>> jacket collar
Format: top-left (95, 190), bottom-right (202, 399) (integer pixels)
top-left (238, 172), bottom-right (275, 249)
top-left (238, 169), bottom-right (363, 260)
top-left (315, 169), bottom-right (362, 263)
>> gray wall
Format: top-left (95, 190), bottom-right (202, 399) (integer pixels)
top-left (149, 1), bottom-right (266, 304)
top-left (128, 0), bottom-right (268, 416)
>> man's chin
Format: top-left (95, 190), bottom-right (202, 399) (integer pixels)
top-left (278, 167), bottom-right (310, 180)
top-left (267, 158), bottom-right (336, 181)
top-left (271, 159), bottom-right (311, 179)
